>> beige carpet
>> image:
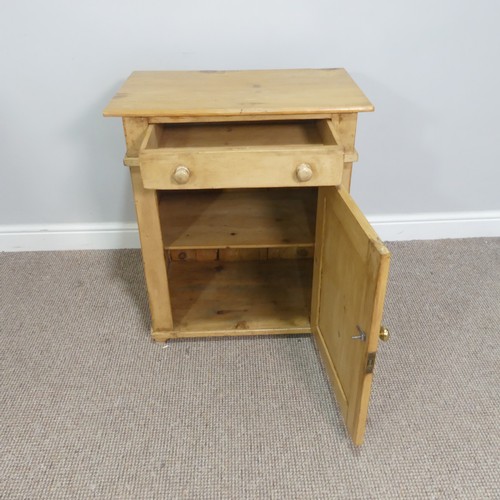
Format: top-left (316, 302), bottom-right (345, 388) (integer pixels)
top-left (1, 239), bottom-right (499, 499)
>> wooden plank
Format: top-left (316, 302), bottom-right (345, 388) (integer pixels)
top-left (170, 249), bottom-right (268, 261)
top-left (103, 69), bottom-right (374, 117)
top-left (311, 186), bottom-right (390, 445)
top-left (158, 188), bottom-right (317, 249)
top-left (169, 249), bottom-right (197, 261)
top-left (124, 117), bottom-right (173, 334)
top-left (219, 248), bottom-right (268, 261)
top-left (152, 326), bottom-right (310, 342)
top-left (195, 249), bottom-right (219, 261)
top-left (169, 247), bottom-right (313, 261)
top-left (268, 247), bottom-right (314, 259)
top-left (168, 259), bottom-right (313, 336)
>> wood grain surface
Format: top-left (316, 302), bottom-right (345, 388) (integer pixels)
top-left (104, 69), bottom-right (373, 117)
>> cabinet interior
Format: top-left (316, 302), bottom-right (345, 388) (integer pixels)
top-left (159, 187), bottom-right (317, 249)
top-left (147, 120), bottom-right (336, 150)
top-left (159, 187), bottom-right (318, 334)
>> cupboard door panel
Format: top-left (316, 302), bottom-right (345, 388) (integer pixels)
top-left (311, 186), bottom-right (390, 445)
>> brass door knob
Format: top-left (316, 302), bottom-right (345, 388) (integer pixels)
top-left (379, 326), bottom-right (390, 342)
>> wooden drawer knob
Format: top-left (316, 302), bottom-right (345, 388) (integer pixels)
top-left (296, 163), bottom-right (313, 182)
top-left (173, 165), bottom-right (190, 184)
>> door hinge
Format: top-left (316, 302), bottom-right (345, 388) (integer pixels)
top-left (365, 352), bottom-right (377, 374)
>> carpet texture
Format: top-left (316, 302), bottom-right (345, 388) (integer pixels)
top-left (1, 239), bottom-right (499, 499)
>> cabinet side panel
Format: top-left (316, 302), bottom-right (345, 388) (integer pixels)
top-left (123, 117), bottom-right (149, 157)
top-left (334, 113), bottom-right (358, 191)
top-left (123, 118), bottom-right (173, 335)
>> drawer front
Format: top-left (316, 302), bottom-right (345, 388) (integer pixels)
top-left (138, 120), bottom-right (345, 190)
top-left (140, 147), bottom-right (343, 190)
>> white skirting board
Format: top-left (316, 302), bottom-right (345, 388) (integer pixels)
top-left (0, 212), bottom-right (499, 252)
top-left (369, 211), bottom-right (500, 242)
top-left (0, 223), bottom-right (141, 252)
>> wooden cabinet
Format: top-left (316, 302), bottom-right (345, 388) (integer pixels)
top-left (104, 69), bottom-right (390, 445)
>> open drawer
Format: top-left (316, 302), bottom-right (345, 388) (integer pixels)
top-left (138, 120), bottom-right (347, 189)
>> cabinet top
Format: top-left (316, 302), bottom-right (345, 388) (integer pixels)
top-left (103, 68), bottom-right (373, 118)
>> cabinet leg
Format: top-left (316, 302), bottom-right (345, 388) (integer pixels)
top-left (130, 167), bottom-right (173, 334)
top-left (342, 164), bottom-right (353, 191)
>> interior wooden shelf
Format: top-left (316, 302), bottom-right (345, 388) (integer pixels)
top-left (168, 258), bottom-right (313, 335)
top-left (159, 188), bottom-right (317, 250)
top-left (156, 120), bottom-right (327, 148)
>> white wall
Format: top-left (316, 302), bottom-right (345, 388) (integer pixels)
top-left (1, 0), bottom-right (499, 248)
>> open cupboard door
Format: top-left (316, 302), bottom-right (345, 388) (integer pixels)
top-left (311, 186), bottom-right (390, 445)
